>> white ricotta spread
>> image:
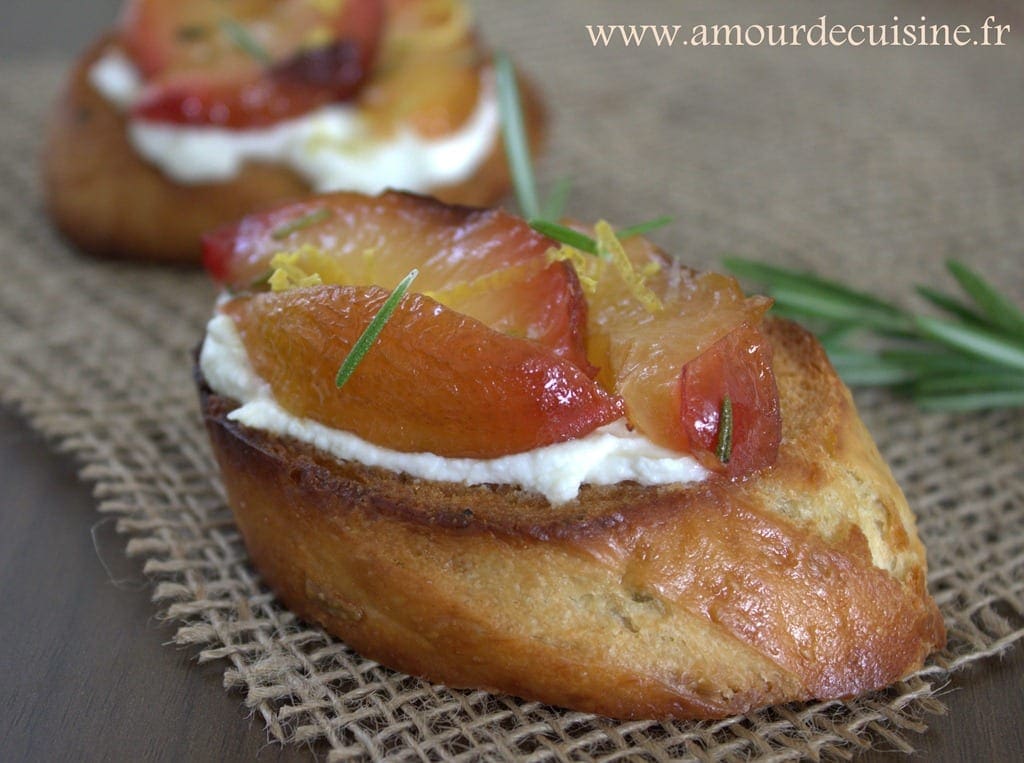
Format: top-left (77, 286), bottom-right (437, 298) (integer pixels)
top-left (199, 313), bottom-right (709, 504)
top-left (88, 50), bottom-right (500, 193)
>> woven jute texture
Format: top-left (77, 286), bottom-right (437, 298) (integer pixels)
top-left (2, 0), bottom-right (1023, 759)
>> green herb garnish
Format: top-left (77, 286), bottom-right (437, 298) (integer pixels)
top-left (219, 18), bottom-right (272, 65)
top-left (540, 178), bottom-right (572, 221)
top-left (529, 220), bottom-right (598, 254)
top-left (495, 48), bottom-right (1021, 418)
top-left (495, 50), bottom-right (672, 246)
top-left (271, 208), bottom-right (332, 240)
top-left (724, 257), bottom-right (1024, 412)
top-left (615, 216), bottom-right (673, 241)
top-left (335, 269), bottom-right (418, 389)
top-left (716, 395), bottom-right (734, 464)
top-left (945, 260), bottom-right (1024, 335)
top-left (495, 52), bottom-right (540, 219)
top-left (528, 217), bottom-right (673, 256)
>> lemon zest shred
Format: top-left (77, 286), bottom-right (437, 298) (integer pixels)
top-left (269, 265), bottom-right (322, 292)
top-left (594, 220), bottom-right (663, 314)
top-left (268, 245), bottom-right (361, 292)
top-left (546, 244), bottom-right (599, 293)
top-left (425, 260), bottom-right (542, 304)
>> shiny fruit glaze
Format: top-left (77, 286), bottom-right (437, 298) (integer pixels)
top-left (679, 323), bottom-right (780, 476)
top-left (581, 235), bottom-right (781, 476)
top-left (204, 191), bottom-right (593, 371)
top-left (225, 286), bottom-right (623, 458)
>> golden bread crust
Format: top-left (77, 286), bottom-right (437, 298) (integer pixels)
top-left (197, 317), bottom-right (945, 719)
top-left (42, 36), bottom-right (545, 263)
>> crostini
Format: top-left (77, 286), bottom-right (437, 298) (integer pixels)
top-left (43, 0), bottom-right (543, 262)
top-left (195, 191), bottom-right (945, 719)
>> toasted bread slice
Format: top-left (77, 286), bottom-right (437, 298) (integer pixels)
top-left (197, 317), bottom-right (944, 719)
top-left (42, 36), bottom-right (545, 263)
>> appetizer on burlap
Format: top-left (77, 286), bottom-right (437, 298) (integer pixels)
top-left (196, 190), bottom-right (945, 720)
top-left (43, 0), bottom-right (543, 262)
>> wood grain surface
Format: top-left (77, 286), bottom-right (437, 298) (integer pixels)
top-left (1, 407), bottom-right (1022, 762)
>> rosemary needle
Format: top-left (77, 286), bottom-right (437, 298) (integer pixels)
top-left (945, 260), bottom-right (1024, 336)
top-left (335, 269), bottom-right (419, 389)
top-left (271, 208), bottom-right (332, 240)
top-left (529, 217), bottom-right (674, 256)
top-left (716, 395), bottom-right (734, 464)
top-left (615, 216), bottom-right (673, 241)
top-left (529, 220), bottom-right (598, 254)
top-left (495, 52), bottom-right (540, 220)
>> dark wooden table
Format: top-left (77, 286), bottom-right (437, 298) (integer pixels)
top-left (2, 405), bottom-right (1022, 761)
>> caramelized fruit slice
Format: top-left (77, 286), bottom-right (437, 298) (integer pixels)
top-left (360, 0), bottom-right (482, 138)
top-left (679, 323), bottom-right (780, 476)
top-left (204, 191), bottom-right (592, 371)
top-left (360, 49), bottom-right (482, 138)
top-left (122, 0), bottom-right (384, 126)
top-left (579, 234), bottom-right (780, 476)
top-left (225, 286), bottom-right (623, 458)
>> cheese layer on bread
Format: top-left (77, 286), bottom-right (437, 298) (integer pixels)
top-left (200, 312), bottom-right (708, 503)
top-left (89, 50), bottom-right (500, 194)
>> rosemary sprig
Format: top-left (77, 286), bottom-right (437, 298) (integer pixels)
top-left (494, 50), bottom-right (673, 249)
top-left (724, 257), bottom-right (1024, 412)
top-left (528, 217), bottom-right (672, 256)
top-left (335, 269), bottom-right (418, 389)
top-left (915, 286), bottom-right (989, 326)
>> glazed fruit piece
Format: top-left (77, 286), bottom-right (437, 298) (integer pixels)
top-left (556, 227), bottom-right (781, 475)
top-left (225, 286), bottom-right (623, 457)
top-left (210, 192), bottom-right (621, 458)
top-left (360, 0), bottom-right (482, 137)
top-left (204, 191), bottom-right (592, 371)
top-left (678, 323), bottom-right (780, 475)
top-left (122, 0), bottom-right (385, 126)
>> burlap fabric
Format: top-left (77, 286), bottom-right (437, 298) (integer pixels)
top-left (2, 0), bottom-right (1022, 759)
